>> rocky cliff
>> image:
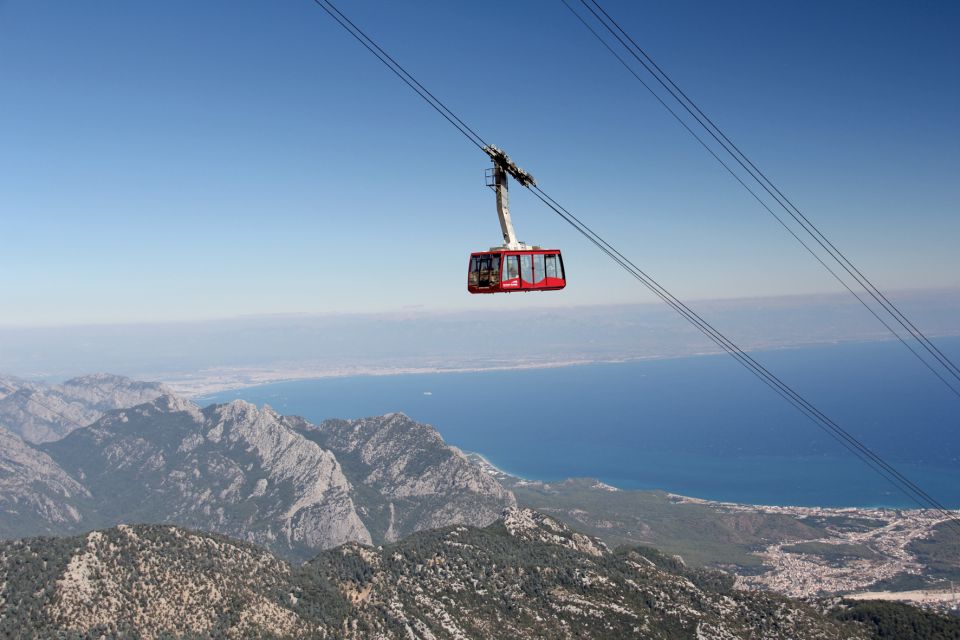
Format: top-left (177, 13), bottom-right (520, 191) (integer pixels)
top-left (0, 375), bottom-right (516, 561)
top-left (44, 395), bottom-right (371, 560)
top-left (0, 373), bottom-right (169, 443)
top-left (303, 413), bottom-right (515, 543)
top-left (0, 425), bottom-right (91, 538)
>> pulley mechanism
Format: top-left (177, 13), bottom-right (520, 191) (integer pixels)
top-left (484, 145), bottom-right (534, 251)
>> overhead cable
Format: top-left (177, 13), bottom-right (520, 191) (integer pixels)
top-left (529, 183), bottom-right (960, 531)
top-left (564, 0), bottom-right (960, 397)
top-left (310, 0), bottom-right (959, 530)
top-left (311, 0), bottom-right (489, 152)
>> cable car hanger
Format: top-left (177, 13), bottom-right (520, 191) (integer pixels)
top-left (467, 146), bottom-right (566, 293)
top-left (484, 145), bottom-right (534, 250)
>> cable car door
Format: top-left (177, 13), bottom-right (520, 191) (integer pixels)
top-left (519, 254), bottom-right (534, 290)
top-left (502, 254), bottom-right (521, 290)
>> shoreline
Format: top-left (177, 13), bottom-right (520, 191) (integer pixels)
top-left (162, 334), bottom-right (937, 399)
top-left (167, 355), bottom-right (674, 399)
top-left (464, 451), bottom-right (957, 514)
top-left (190, 379), bottom-right (960, 512)
top-left (170, 346), bottom-right (960, 513)
top-left (185, 377), bottom-right (960, 512)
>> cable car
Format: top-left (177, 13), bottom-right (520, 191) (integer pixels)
top-left (468, 250), bottom-right (565, 293)
top-left (468, 146), bottom-right (566, 294)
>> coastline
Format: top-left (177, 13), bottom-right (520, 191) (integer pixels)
top-left (185, 344), bottom-right (960, 513)
top-left (167, 355), bottom-right (673, 399)
top-left (162, 334), bottom-right (931, 398)
top-left (466, 450), bottom-right (957, 515)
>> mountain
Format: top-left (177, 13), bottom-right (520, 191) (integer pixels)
top-left (0, 425), bottom-right (91, 539)
top-left (0, 510), bottom-right (878, 639)
top-left (0, 373), bottom-right (169, 443)
top-left (0, 524), bottom-right (324, 638)
top-left (494, 474), bottom-right (825, 568)
top-left (489, 472), bottom-right (960, 600)
top-left (302, 413), bottom-right (515, 543)
top-left (315, 508), bottom-right (864, 639)
top-left (0, 392), bottom-right (516, 561)
top-left (43, 395), bottom-right (371, 560)
top-left (0, 374), bottom-right (29, 400)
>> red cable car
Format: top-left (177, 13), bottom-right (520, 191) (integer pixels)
top-left (468, 146), bottom-right (566, 294)
top-left (468, 250), bottom-right (566, 293)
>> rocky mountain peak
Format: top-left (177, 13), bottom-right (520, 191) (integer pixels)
top-left (212, 398), bottom-right (262, 421)
top-left (502, 506), bottom-right (609, 557)
top-left (90, 394), bottom-right (204, 435)
top-left (0, 373), bottom-right (169, 443)
top-left (144, 393), bottom-right (204, 420)
top-left (303, 413), bottom-right (515, 544)
top-left (0, 375), bottom-right (515, 562)
top-left (37, 392), bottom-right (372, 560)
top-left (61, 372), bottom-right (165, 389)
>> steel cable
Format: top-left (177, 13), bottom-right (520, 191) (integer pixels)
top-left (312, 0), bottom-right (959, 529)
top-left (557, 0), bottom-right (960, 400)
top-left (567, 0), bottom-right (960, 396)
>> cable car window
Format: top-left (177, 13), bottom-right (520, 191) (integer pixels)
top-left (468, 256), bottom-right (478, 286)
top-left (544, 254), bottom-right (558, 279)
top-left (479, 254), bottom-right (500, 287)
top-left (533, 254), bottom-right (545, 284)
top-left (476, 255), bottom-right (489, 287)
top-left (520, 254), bottom-right (533, 283)
top-left (505, 255), bottom-right (519, 280)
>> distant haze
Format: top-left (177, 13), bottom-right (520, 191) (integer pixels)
top-left (2, 290), bottom-right (957, 395)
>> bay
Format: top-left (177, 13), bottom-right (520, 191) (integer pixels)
top-left (201, 338), bottom-right (960, 508)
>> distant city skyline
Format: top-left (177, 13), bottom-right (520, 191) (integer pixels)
top-left (2, 1), bottom-right (958, 325)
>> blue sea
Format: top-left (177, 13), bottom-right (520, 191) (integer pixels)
top-left (201, 338), bottom-right (960, 509)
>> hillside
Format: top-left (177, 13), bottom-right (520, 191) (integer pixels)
top-left (501, 475), bottom-right (822, 568)
top-left (302, 413), bottom-right (515, 543)
top-left (0, 380), bottom-right (513, 561)
top-left (0, 372), bottom-right (953, 607)
top-left (0, 373), bottom-right (168, 443)
top-left (0, 509), bottom-right (875, 639)
top-left (0, 425), bottom-right (92, 538)
top-left (44, 395), bottom-right (371, 559)
top-left (0, 524), bottom-right (321, 637)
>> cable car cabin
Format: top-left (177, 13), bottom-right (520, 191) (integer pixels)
top-left (467, 250), bottom-right (565, 294)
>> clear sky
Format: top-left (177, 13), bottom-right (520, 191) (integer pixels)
top-left (2, 0), bottom-right (958, 326)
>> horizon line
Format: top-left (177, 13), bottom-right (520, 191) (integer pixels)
top-left (2, 285), bottom-right (959, 332)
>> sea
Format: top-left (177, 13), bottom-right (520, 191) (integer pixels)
top-left (200, 338), bottom-right (960, 509)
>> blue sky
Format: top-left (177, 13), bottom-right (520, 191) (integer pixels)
top-left (2, 0), bottom-right (958, 326)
